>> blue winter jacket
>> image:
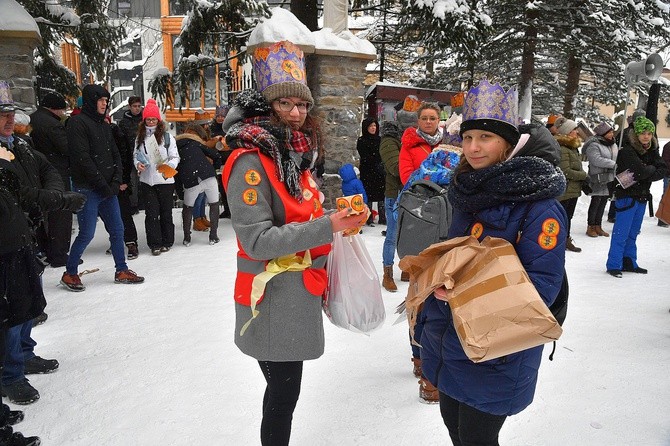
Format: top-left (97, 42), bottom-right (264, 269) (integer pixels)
top-left (420, 198), bottom-right (567, 416)
top-left (339, 163), bottom-right (368, 202)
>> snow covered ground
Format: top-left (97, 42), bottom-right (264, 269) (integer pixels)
top-left (14, 167), bottom-right (670, 446)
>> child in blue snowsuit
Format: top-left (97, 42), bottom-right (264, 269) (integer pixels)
top-left (339, 163), bottom-right (368, 202)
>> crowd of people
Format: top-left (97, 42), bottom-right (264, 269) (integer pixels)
top-left (1, 33), bottom-right (669, 445)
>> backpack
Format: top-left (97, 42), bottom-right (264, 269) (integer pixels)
top-left (395, 179), bottom-right (453, 258)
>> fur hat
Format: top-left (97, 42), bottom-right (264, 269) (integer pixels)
top-left (555, 117), bottom-right (578, 136)
top-left (593, 121), bottom-right (613, 137)
top-left (633, 116), bottom-right (655, 135)
top-left (41, 92), bottom-right (67, 110)
top-left (460, 79), bottom-right (520, 146)
top-left (142, 99), bottom-right (161, 121)
top-left (253, 41), bottom-right (314, 105)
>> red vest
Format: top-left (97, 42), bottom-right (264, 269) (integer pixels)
top-left (223, 148), bottom-right (331, 306)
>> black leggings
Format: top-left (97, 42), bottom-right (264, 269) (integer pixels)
top-left (559, 197), bottom-right (578, 237)
top-left (258, 360), bottom-right (303, 446)
top-left (439, 392), bottom-right (507, 446)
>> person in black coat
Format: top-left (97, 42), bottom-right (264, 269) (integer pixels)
top-left (63, 84), bottom-right (144, 291)
top-left (117, 96), bottom-right (143, 212)
top-left (356, 117), bottom-right (386, 226)
top-left (175, 123), bottom-right (222, 245)
top-left (0, 92), bottom-right (85, 407)
top-left (606, 117), bottom-right (668, 277)
top-left (0, 152), bottom-right (42, 446)
top-left (29, 92), bottom-right (73, 267)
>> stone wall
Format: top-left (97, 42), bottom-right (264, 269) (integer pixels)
top-left (307, 54), bottom-right (369, 209)
top-left (0, 37), bottom-right (39, 111)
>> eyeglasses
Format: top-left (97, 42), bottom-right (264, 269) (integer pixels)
top-left (276, 99), bottom-right (311, 114)
top-left (145, 117), bottom-right (159, 123)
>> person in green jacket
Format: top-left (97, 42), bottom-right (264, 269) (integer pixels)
top-left (554, 117), bottom-right (588, 252)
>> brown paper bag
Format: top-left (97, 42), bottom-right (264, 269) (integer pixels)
top-left (655, 184), bottom-right (670, 224)
top-left (400, 235), bottom-right (562, 363)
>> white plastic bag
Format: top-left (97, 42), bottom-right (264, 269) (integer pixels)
top-left (323, 232), bottom-right (385, 333)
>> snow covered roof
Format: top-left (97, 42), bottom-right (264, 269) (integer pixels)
top-left (0, 0), bottom-right (41, 40)
top-left (246, 7), bottom-right (376, 60)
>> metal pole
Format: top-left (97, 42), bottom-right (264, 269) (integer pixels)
top-left (618, 87), bottom-right (631, 149)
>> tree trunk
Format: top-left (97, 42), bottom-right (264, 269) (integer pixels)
top-left (291, 0), bottom-right (319, 31)
top-left (518, 8), bottom-right (538, 117)
top-left (563, 53), bottom-right (582, 119)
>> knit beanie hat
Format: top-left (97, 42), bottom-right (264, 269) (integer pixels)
top-left (634, 116), bottom-right (655, 135)
top-left (460, 79), bottom-right (520, 146)
top-left (41, 92), bottom-right (67, 110)
top-left (555, 117), bottom-right (578, 136)
top-left (252, 41), bottom-right (314, 105)
top-left (593, 121), bottom-right (613, 137)
top-left (142, 99), bottom-right (161, 121)
top-left (215, 105), bottom-right (229, 118)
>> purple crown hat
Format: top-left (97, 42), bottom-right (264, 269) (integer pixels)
top-left (0, 81), bottom-right (23, 113)
top-left (253, 41), bottom-right (314, 105)
top-left (460, 79), bottom-right (520, 145)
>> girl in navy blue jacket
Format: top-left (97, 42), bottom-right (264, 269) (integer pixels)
top-left (420, 79), bottom-right (568, 446)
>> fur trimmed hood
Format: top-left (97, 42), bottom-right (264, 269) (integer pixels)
top-left (555, 134), bottom-right (582, 150)
top-left (175, 133), bottom-right (207, 145)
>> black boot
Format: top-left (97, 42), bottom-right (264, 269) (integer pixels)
top-left (377, 202), bottom-right (386, 225)
top-left (622, 257), bottom-right (647, 274)
top-left (182, 205), bottom-right (193, 247)
top-left (208, 202), bottom-right (220, 244)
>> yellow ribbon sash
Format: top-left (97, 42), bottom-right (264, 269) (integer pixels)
top-left (240, 250), bottom-right (313, 336)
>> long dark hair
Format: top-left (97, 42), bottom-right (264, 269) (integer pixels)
top-left (136, 119), bottom-right (166, 147)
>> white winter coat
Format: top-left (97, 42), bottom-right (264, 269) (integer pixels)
top-left (134, 131), bottom-right (180, 186)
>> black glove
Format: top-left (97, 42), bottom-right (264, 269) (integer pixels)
top-left (61, 191), bottom-right (87, 212)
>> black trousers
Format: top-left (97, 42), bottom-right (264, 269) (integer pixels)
top-left (118, 188), bottom-right (138, 244)
top-left (587, 195), bottom-right (609, 226)
top-left (140, 183), bottom-right (175, 250)
top-left (258, 360), bottom-right (303, 446)
top-left (439, 392), bottom-right (507, 446)
top-left (559, 197), bottom-right (578, 237)
top-left (43, 173), bottom-right (73, 265)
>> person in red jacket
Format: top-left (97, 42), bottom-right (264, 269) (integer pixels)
top-left (399, 102), bottom-right (443, 185)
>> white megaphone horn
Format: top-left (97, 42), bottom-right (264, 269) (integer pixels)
top-left (624, 53), bottom-right (663, 85)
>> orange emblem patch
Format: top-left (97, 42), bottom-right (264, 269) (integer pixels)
top-left (541, 218), bottom-right (560, 236)
top-left (313, 199), bottom-right (322, 213)
top-left (244, 170), bottom-right (261, 186)
top-left (471, 222), bottom-right (484, 238)
top-left (350, 195), bottom-right (365, 213)
top-left (336, 197), bottom-right (349, 212)
top-left (538, 234), bottom-right (558, 250)
top-left (302, 189), bottom-right (313, 201)
top-left (242, 188), bottom-right (258, 206)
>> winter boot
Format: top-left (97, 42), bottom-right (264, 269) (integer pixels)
top-left (585, 225), bottom-right (598, 238)
top-left (182, 206), bottom-right (193, 246)
top-left (595, 226), bottom-right (610, 237)
top-left (418, 377), bottom-right (439, 404)
top-left (193, 217), bottom-right (208, 232)
top-left (566, 237), bottom-right (582, 253)
top-left (401, 271), bottom-right (410, 282)
top-left (126, 242), bottom-right (139, 260)
top-left (208, 202), bottom-right (220, 244)
top-left (622, 257), bottom-right (647, 274)
top-left (411, 357), bottom-right (422, 378)
top-left (0, 426), bottom-right (41, 446)
top-left (382, 266), bottom-right (397, 292)
top-left (378, 203), bottom-right (386, 225)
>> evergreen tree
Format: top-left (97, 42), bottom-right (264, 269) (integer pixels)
top-left (17, 0), bottom-right (126, 98)
top-left (148, 0), bottom-right (270, 109)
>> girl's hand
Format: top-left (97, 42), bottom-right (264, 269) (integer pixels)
top-left (137, 163), bottom-right (146, 172)
top-left (329, 206), bottom-right (369, 233)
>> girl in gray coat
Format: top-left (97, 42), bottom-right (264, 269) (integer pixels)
top-left (222, 41), bottom-right (367, 446)
top-left (584, 121), bottom-right (618, 237)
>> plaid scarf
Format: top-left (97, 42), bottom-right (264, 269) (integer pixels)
top-left (226, 116), bottom-right (317, 201)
